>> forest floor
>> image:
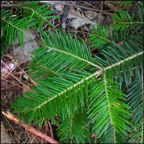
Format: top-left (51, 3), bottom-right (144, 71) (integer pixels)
top-left (1, 1), bottom-right (137, 143)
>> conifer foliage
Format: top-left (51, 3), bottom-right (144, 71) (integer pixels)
top-left (1, 1), bottom-right (143, 143)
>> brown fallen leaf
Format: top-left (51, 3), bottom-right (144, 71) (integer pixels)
top-left (85, 10), bottom-right (98, 20)
top-left (67, 7), bottom-right (97, 29)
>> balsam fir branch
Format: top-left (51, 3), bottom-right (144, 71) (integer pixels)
top-left (0, 1), bottom-right (143, 143)
top-left (1, 9), bottom-right (34, 48)
top-left (1, 1), bottom-right (60, 53)
top-left (22, 1), bottom-right (60, 31)
top-left (112, 4), bottom-right (144, 32)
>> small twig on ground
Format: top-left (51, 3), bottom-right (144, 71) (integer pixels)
top-left (9, 132), bottom-right (15, 143)
top-left (98, 1), bottom-right (103, 23)
top-left (1, 60), bottom-right (12, 72)
top-left (2, 111), bottom-right (60, 144)
top-left (108, 22), bottom-right (116, 28)
top-left (30, 135), bottom-right (37, 144)
top-left (33, 135), bottom-right (39, 144)
top-left (44, 124), bottom-right (49, 143)
top-left (10, 73), bottom-right (30, 90)
top-left (26, 131), bottom-right (32, 143)
top-left (80, 21), bottom-right (87, 42)
top-left (48, 119), bottom-right (54, 139)
top-left (1, 2), bottom-right (114, 16)
top-left (49, 23), bottom-right (60, 31)
top-left (81, 1), bottom-right (93, 7)
top-left (31, 28), bottom-right (42, 43)
top-left (41, 128), bottom-right (45, 144)
top-left (1, 77), bottom-right (23, 89)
